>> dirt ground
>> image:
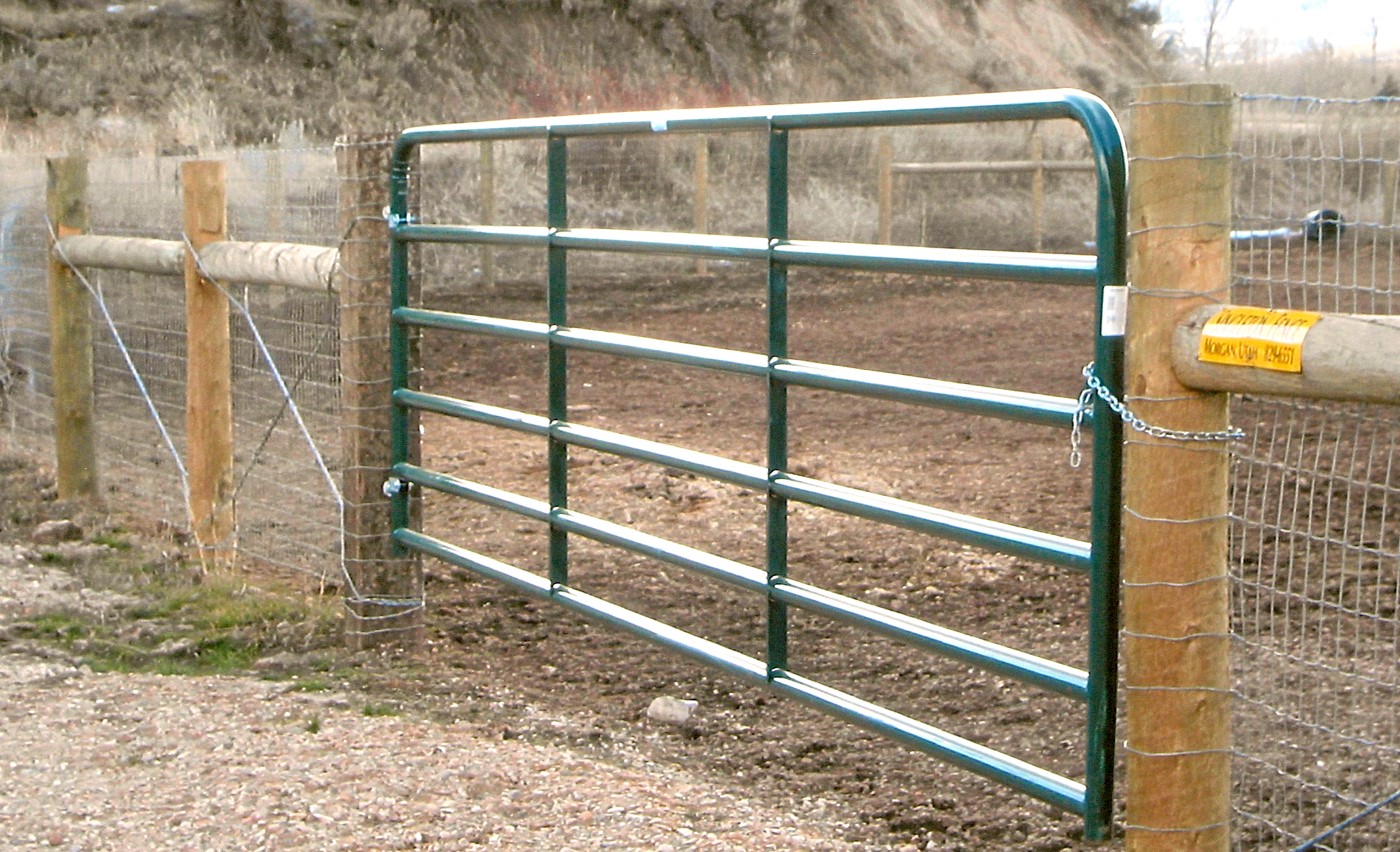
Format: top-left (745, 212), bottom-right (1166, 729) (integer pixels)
top-left (410, 265), bottom-right (1110, 850)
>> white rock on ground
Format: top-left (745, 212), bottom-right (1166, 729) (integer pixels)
top-left (647, 695), bottom-right (700, 725)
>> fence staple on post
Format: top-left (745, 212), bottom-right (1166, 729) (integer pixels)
top-left (45, 156), bottom-right (99, 502)
top-left (336, 134), bottom-right (424, 650)
top-left (1122, 82), bottom-right (1235, 851)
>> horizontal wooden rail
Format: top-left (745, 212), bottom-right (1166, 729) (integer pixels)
top-left (54, 234), bottom-right (337, 291)
top-left (1173, 307), bottom-right (1400, 404)
top-left (892, 159), bottom-right (1093, 175)
top-left (53, 235), bottom-right (183, 276)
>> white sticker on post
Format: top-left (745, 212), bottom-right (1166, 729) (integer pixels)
top-left (1101, 285), bottom-right (1128, 337)
top-left (650, 114), bottom-right (669, 132)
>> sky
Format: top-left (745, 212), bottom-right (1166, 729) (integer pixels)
top-left (1154, 1), bottom-right (1400, 57)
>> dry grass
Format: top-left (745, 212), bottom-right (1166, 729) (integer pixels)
top-left (1167, 50), bottom-right (1400, 100)
top-left (0, 0), bottom-right (1157, 150)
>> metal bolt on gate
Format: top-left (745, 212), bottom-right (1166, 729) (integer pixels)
top-left (388, 90), bottom-right (1127, 838)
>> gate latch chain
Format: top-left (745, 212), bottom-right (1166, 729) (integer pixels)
top-left (1069, 362), bottom-right (1246, 467)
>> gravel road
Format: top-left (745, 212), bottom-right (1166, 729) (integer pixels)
top-left (0, 546), bottom-right (853, 851)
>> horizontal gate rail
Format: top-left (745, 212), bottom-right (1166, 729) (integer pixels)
top-left (771, 360), bottom-right (1080, 426)
top-left (399, 89), bottom-right (1121, 137)
top-left (395, 307), bottom-right (1082, 425)
top-left (389, 88), bottom-right (1126, 837)
top-left (770, 474), bottom-right (1092, 571)
top-left (391, 391), bottom-right (1092, 570)
top-left (394, 224), bottom-right (1098, 285)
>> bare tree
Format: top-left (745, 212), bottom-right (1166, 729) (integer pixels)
top-left (1235, 28), bottom-right (1275, 67)
top-left (1202, 0), bottom-right (1235, 71)
top-left (1372, 17), bottom-right (1380, 85)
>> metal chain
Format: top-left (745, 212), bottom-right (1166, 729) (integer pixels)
top-left (1069, 362), bottom-right (1246, 467)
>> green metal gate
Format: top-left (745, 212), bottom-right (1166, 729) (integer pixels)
top-left (387, 89), bottom-right (1126, 838)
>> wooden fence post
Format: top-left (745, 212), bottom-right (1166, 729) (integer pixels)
top-left (693, 135), bottom-right (709, 275)
top-left (480, 140), bottom-right (496, 287)
top-left (337, 135), bottom-right (424, 650)
top-left (45, 157), bottom-right (98, 502)
top-left (1122, 83), bottom-right (1235, 850)
top-left (182, 160), bottom-right (236, 565)
top-left (876, 135), bottom-right (893, 244)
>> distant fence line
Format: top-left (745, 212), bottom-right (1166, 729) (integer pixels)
top-left (875, 127), bottom-right (1095, 251)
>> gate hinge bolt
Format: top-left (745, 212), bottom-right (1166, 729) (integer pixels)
top-left (382, 477), bottom-right (407, 498)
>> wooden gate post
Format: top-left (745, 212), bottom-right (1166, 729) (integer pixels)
top-left (336, 135), bottom-right (424, 650)
top-left (1122, 83), bottom-right (1235, 850)
top-left (182, 160), bottom-right (236, 565)
top-left (46, 157), bottom-right (99, 501)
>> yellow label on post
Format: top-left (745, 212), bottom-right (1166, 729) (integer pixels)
top-left (1198, 306), bottom-right (1322, 373)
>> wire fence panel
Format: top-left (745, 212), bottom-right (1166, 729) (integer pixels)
top-left (0, 143), bottom-right (346, 589)
top-left (223, 279), bottom-right (342, 587)
top-left (0, 155), bottom-right (54, 452)
top-left (1230, 94), bottom-right (1400, 851)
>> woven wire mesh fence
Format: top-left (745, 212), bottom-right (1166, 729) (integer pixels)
top-left (221, 143), bottom-right (343, 585)
top-left (1229, 94), bottom-right (1400, 850)
top-left (0, 141), bottom-right (346, 590)
top-left (0, 154), bottom-right (50, 449)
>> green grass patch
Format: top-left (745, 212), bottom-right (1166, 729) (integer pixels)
top-left (291, 675), bottom-right (335, 692)
top-left (190, 588), bottom-right (308, 631)
top-left (20, 568), bottom-right (339, 678)
top-left (26, 611), bottom-right (91, 643)
top-left (128, 577), bottom-right (334, 633)
top-left (148, 638), bottom-right (264, 676)
top-left (128, 587), bottom-right (202, 621)
top-left (86, 636), bottom-right (264, 676)
top-left (361, 702), bottom-right (399, 718)
top-left (91, 530), bottom-right (133, 551)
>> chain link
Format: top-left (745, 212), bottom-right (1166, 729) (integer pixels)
top-left (1069, 362), bottom-right (1246, 467)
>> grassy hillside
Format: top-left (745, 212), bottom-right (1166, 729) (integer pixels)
top-left (0, 0), bottom-right (1159, 148)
